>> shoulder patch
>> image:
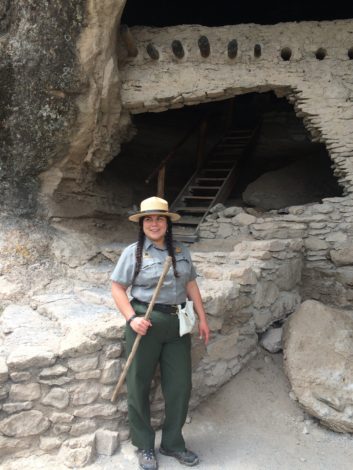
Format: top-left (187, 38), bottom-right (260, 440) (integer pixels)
top-left (143, 251), bottom-right (151, 258)
top-left (175, 246), bottom-right (182, 253)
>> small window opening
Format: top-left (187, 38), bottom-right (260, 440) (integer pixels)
top-left (281, 47), bottom-right (292, 61)
top-left (315, 48), bottom-right (327, 60)
top-left (254, 44), bottom-right (262, 58)
top-left (228, 40), bottom-right (238, 59)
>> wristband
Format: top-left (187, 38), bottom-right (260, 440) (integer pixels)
top-left (127, 314), bottom-right (137, 325)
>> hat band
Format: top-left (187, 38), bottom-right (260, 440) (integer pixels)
top-left (140, 209), bottom-right (169, 215)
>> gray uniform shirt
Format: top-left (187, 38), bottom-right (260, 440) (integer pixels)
top-left (111, 238), bottom-right (197, 305)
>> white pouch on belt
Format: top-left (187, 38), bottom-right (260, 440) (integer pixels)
top-left (177, 300), bottom-right (196, 336)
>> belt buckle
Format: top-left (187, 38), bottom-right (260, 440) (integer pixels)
top-left (171, 304), bottom-right (179, 315)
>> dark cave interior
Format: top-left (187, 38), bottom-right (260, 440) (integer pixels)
top-left (106, 93), bottom-right (343, 211)
top-left (122, 1), bottom-right (353, 27)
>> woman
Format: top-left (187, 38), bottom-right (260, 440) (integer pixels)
top-left (111, 196), bottom-right (210, 470)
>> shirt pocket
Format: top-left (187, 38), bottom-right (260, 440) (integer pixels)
top-left (175, 254), bottom-right (191, 282)
top-left (137, 258), bottom-right (161, 286)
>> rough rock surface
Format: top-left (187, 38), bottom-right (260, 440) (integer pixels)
top-left (242, 158), bottom-right (336, 210)
top-left (0, 0), bottom-right (128, 216)
top-left (260, 327), bottom-right (283, 353)
top-left (283, 299), bottom-right (353, 433)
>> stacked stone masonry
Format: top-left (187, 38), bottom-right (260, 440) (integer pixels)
top-left (198, 196), bottom-right (353, 306)
top-left (0, 237), bottom-right (303, 465)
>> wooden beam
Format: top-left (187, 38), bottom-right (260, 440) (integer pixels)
top-left (157, 166), bottom-right (166, 198)
top-left (196, 119), bottom-right (208, 169)
top-left (171, 40), bottom-right (184, 59)
top-left (120, 24), bottom-right (138, 57)
top-left (146, 43), bottom-right (159, 60)
top-left (228, 39), bottom-right (238, 59)
top-left (225, 98), bottom-right (235, 130)
top-left (254, 44), bottom-right (262, 58)
top-left (198, 36), bottom-right (210, 58)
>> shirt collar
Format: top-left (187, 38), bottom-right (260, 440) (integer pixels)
top-left (144, 238), bottom-right (167, 251)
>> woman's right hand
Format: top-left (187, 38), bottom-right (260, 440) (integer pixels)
top-left (130, 317), bottom-right (152, 335)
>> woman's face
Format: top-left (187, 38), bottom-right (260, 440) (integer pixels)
top-left (142, 215), bottom-right (168, 245)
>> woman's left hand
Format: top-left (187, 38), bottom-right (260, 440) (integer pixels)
top-left (198, 319), bottom-right (210, 345)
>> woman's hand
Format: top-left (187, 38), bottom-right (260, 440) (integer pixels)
top-left (130, 317), bottom-right (152, 335)
top-left (198, 319), bottom-right (210, 345)
top-left (112, 282), bottom-right (152, 335)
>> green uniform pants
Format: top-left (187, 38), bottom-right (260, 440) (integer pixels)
top-left (125, 303), bottom-right (192, 451)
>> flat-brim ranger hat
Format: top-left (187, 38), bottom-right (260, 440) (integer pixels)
top-left (128, 196), bottom-right (181, 222)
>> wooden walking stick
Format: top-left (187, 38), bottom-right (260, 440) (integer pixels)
top-left (111, 256), bottom-right (172, 402)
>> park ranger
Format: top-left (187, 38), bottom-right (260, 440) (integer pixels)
top-left (111, 196), bottom-right (210, 470)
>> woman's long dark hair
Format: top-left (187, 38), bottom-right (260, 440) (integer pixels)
top-left (133, 217), bottom-right (179, 281)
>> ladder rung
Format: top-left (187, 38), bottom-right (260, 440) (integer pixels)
top-left (174, 220), bottom-right (200, 226)
top-left (203, 168), bottom-right (231, 172)
top-left (175, 207), bottom-right (209, 213)
top-left (217, 147), bottom-right (245, 152)
top-left (196, 178), bottom-right (226, 181)
top-left (206, 168), bottom-right (232, 172)
top-left (173, 234), bottom-right (199, 242)
top-left (221, 139), bottom-right (248, 144)
top-left (189, 185), bottom-right (220, 190)
top-left (174, 215), bottom-right (202, 222)
top-left (223, 136), bottom-right (250, 139)
top-left (183, 196), bottom-right (214, 200)
top-left (214, 150), bottom-right (243, 154)
top-left (218, 143), bottom-right (246, 147)
top-left (227, 130), bottom-right (253, 134)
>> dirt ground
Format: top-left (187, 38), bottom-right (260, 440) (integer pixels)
top-left (3, 350), bottom-right (353, 470)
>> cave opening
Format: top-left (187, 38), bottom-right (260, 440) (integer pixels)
top-left (103, 91), bottom-right (343, 217)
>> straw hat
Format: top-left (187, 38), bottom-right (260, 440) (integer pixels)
top-left (128, 196), bottom-right (181, 222)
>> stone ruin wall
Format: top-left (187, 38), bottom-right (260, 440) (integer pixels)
top-left (1, 200), bottom-right (352, 465)
top-left (198, 197), bottom-right (353, 308)
top-left (0, 233), bottom-right (303, 465)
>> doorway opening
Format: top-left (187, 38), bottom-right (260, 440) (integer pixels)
top-left (102, 91), bottom-right (342, 219)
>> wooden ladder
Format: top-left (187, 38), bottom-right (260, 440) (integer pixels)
top-left (171, 126), bottom-right (259, 242)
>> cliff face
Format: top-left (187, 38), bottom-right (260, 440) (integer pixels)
top-left (0, 0), bottom-right (128, 216)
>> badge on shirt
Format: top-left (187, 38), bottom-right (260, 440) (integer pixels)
top-left (143, 252), bottom-right (151, 258)
top-left (175, 246), bottom-right (182, 253)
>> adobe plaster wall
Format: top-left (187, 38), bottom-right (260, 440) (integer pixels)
top-left (120, 21), bottom-right (353, 196)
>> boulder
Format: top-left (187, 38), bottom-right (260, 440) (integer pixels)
top-left (242, 158), bottom-right (338, 210)
top-left (260, 327), bottom-right (283, 353)
top-left (283, 300), bottom-right (353, 432)
top-left (330, 242), bottom-right (353, 267)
